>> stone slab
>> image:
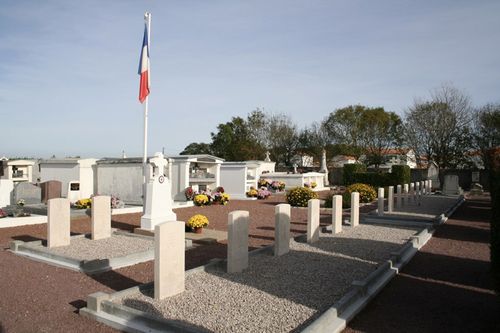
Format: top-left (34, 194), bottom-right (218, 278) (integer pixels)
top-left (48, 198), bottom-right (70, 248)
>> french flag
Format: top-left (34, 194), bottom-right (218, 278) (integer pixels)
top-left (138, 23), bottom-right (150, 103)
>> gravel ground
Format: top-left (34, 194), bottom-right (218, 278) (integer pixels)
top-left (33, 234), bottom-right (154, 261)
top-left (118, 224), bottom-right (419, 333)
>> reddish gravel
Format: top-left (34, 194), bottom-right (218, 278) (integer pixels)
top-left (0, 192), bottom-right (338, 333)
top-left (343, 194), bottom-right (500, 333)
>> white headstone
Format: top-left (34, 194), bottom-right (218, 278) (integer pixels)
top-left (396, 185), bottom-right (402, 209)
top-left (47, 198), bottom-right (70, 248)
top-left (154, 221), bottom-right (185, 300)
top-left (331, 195), bottom-right (342, 234)
top-left (228, 210), bottom-right (249, 273)
top-left (307, 199), bottom-right (320, 243)
top-left (403, 184), bottom-right (409, 206)
top-left (443, 175), bottom-right (461, 195)
top-left (274, 204), bottom-right (291, 256)
top-left (141, 152), bottom-right (177, 231)
top-left (387, 186), bottom-right (394, 213)
top-left (91, 195), bottom-right (111, 240)
top-left (377, 188), bottom-right (384, 216)
top-left (351, 192), bottom-right (359, 227)
top-left (0, 179), bottom-right (14, 207)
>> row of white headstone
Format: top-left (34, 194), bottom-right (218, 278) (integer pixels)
top-left (47, 196), bottom-right (111, 248)
top-left (377, 180), bottom-right (432, 216)
top-left (154, 192), bottom-right (362, 300)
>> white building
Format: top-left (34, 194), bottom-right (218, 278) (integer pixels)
top-left (39, 158), bottom-right (97, 201)
top-left (0, 159), bottom-right (36, 184)
top-left (361, 149), bottom-right (417, 169)
top-left (220, 160), bottom-right (276, 199)
top-left (170, 155), bottom-right (224, 201)
top-left (331, 155), bottom-right (357, 168)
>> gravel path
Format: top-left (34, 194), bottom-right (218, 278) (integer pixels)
top-left (34, 234), bottom-right (154, 261)
top-left (118, 224), bottom-right (419, 333)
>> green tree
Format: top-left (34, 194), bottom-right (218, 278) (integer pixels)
top-left (209, 116), bottom-right (266, 161)
top-left (180, 142), bottom-right (212, 155)
top-left (473, 103), bottom-right (500, 169)
top-left (322, 105), bottom-right (403, 166)
top-left (266, 114), bottom-right (299, 166)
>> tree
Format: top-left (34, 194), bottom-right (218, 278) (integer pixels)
top-left (266, 114), bottom-right (299, 166)
top-left (322, 105), bottom-right (403, 166)
top-left (403, 84), bottom-right (474, 169)
top-left (358, 108), bottom-right (403, 168)
top-left (180, 142), bottom-right (212, 155)
top-left (473, 103), bottom-right (500, 169)
top-left (209, 116), bottom-right (266, 161)
top-left (322, 105), bottom-right (364, 155)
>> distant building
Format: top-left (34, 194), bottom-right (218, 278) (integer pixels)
top-left (0, 159), bottom-right (36, 184)
top-left (361, 149), bottom-right (417, 169)
top-left (331, 155), bottom-right (357, 168)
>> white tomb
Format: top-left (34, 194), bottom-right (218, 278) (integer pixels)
top-left (39, 158), bottom-right (97, 200)
top-left (0, 159), bottom-right (36, 184)
top-left (220, 160), bottom-right (275, 199)
top-left (170, 155), bottom-right (224, 201)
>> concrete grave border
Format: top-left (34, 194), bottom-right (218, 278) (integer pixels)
top-left (0, 214), bottom-right (47, 228)
top-left (79, 195), bottom-right (465, 333)
top-left (79, 225), bottom-right (430, 333)
top-left (9, 230), bottom-right (193, 275)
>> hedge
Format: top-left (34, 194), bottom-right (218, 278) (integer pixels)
top-left (344, 164), bottom-right (411, 188)
top-left (343, 164), bottom-right (366, 185)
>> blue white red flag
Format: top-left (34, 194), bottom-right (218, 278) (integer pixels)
top-left (138, 23), bottom-right (150, 103)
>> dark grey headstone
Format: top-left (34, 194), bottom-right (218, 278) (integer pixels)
top-left (14, 182), bottom-right (41, 204)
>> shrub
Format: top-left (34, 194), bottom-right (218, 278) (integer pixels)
top-left (187, 214), bottom-right (209, 229)
top-left (345, 183), bottom-right (377, 203)
top-left (286, 187), bottom-right (319, 207)
top-left (343, 164), bottom-right (367, 185)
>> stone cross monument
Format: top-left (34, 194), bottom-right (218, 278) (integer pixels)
top-left (264, 151), bottom-right (271, 162)
top-left (140, 152), bottom-right (177, 231)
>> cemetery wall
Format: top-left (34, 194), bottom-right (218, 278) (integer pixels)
top-left (96, 162), bottom-right (143, 204)
top-left (440, 169), bottom-right (489, 191)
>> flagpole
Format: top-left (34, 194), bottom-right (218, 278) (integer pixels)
top-left (142, 12), bottom-right (151, 211)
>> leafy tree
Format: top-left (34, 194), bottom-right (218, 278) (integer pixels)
top-left (180, 142), bottom-right (212, 155)
top-left (322, 105), bottom-right (403, 166)
top-left (404, 84), bottom-right (473, 169)
top-left (209, 116), bottom-right (266, 161)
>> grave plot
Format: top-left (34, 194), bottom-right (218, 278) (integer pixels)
top-left (80, 200), bottom-right (425, 333)
top-left (10, 231), bottom-right (157, 274)
top-left (8, 195), bottom-right (192, 274)
top-left (365, 183), bottom-right (464, 227)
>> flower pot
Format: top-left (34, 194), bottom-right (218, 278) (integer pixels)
top-left (193, 227), bottom-right (203, 234)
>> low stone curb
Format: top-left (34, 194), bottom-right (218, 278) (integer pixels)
top-left (78, 225), bottom-right (429, 333)
top-left (9, 231), bottom-right (193, 274)
top-left (301, 198), bottom-right (462, 333)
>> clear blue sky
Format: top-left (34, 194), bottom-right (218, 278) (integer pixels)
top-left (1, 0), bottom-right (499, 158)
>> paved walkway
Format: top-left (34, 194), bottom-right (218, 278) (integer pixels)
top-left (343, 195), bottom-right (500, 333)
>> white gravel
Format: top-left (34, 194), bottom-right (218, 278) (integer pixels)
top-left (117, 224), bottom-right (420, 333)
top-left (37, 234), bottom-right (154, 260)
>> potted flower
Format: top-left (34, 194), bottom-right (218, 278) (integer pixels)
top-left (311, 181), bottom-right (317, 189)
top-left (193, 194), bottom-right (209, 206)
top-left (257, 187), bottom-right (271, 199)
top-left (0, 209), bottom-right (7, 219)
top-left (187, 214), bottom-right (209, 233)
top-left (185, 187), bottom-right (195, 200)
top-left (246, 187), bottom-right (258, 198)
